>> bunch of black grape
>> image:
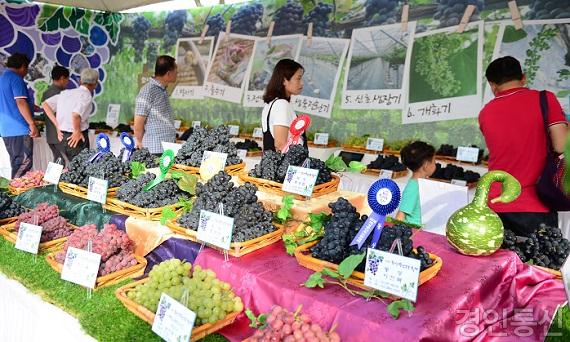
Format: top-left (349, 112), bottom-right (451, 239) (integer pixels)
top-left (303, 2), bottom-right (333, 37)
top-left (0, 192), bottom-right (25, 219)
top-left (146, 42), bottom-right (159, 66)
top-left (120, 147), bottom-right (159, 168)
top-left (175, 126), bottom-right (242, 167)
top-left (502, 224), bottom-right (570, 270)
top-left (367, 155), bottom-right (406, 171)
top-left (364, 0), bottom-right (400, 26)
top-left (60, 148), bottom-right (93, 184)
top-left (273, 1), bottom-right (304, 35)
top-left (249, 144), bottom-right (333, 184)
top-left (177, 172), bottom-right (275, 242)
top-left (163, 10), bottom-right (188, 49)
top-left (230, 3), bottom-right (264, 35)
top-left (528, 0), bottom-right (570, 20)
top-left (433, 0), bottom-right (483, 28)
top-left (206, 13), bottom-right (225, 38)
top-left (235, 139), bottom-right (260, 151)
top-left (437, 144), bottom-right (457, 157)
top-left (431, 163), bottom-right (480, 183)
top-left (132, 16), bottom-right (151, 62)
top-left (80, 152), bottom-right (131, 188)
top-left (116, 173), bottom-right (187, 208)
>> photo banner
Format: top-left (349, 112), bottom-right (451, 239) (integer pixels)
top-left (403, 21), bottom-right (484, 124)
top-left (488, 19), bottom-right (570, 113)
top-left (243, 34), bottom-right (303, 107)
top-left (292, 36), bottom-right (350, 119)
top-left (204, 32), bottom-right (256, 103)
top-left (342, 22), bottom-right (416, 110)
top-left (172, 37), bottom-right (214, 100)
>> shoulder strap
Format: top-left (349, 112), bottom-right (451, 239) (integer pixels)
top-left (539, 90), bottom-right (553, 152)
top-left (264, 99), bottom-right (278, 133)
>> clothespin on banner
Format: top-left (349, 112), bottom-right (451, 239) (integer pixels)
top-left (199, 24), bottom-right (209, 44)
top-left (401, 3), bottom-right (410, 32)
top-left (267, 21), bottom-right (275, 45)
top-left (223, 20), bottom-right (231, 43)
top-left (194, 0), bottom-right (201, 6)
top-left (219, 0), bottom-right (225, 4)
top-left (456, 5), bottom-right (476, 33)
top-left (306, 22), bottom-right (313, 46)
top-left (508, 1), bottom-right (523, 30)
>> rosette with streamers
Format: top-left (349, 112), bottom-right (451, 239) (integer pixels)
top-left (120, 132), bottom-right (135, 162)
top-left (88, 133), bottom-right (111, 163)
top-left (143, 150), bottom-right (175, 191)
top-left (281, 114), bottom-right (311, 153)
top-left (350, 178), bottom-right (401, 249)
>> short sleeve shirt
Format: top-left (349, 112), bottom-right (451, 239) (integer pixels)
top-left (41, 84), bottom-right (64, 143)
top-left (261, 99), bottom-right (303, 144)
top-left (399, 178), bottom-right (421, 226)
top-left (0, 69), bottom-right (33, 137)
top-left (135, 78), bottom-right (176, 154)
top-left (45, 86), bottom-right (93, 133)
top-left (479, 88), bottom-right (567, 212)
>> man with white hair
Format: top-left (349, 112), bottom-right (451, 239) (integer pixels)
top-left (42, 68), bottom-right (98, 165)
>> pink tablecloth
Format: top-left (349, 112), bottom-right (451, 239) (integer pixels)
top-left (194, 231), bottom-right (567, 341)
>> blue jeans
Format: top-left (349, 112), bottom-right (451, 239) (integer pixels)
top-left (4, 135), bottom-right (33, 178)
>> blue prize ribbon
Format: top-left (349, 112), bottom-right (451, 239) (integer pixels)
top-left (88, 133), bottom-right (111, 163)
top-left (350, 178), bottom-right (401, 249)
top-left (120, 132), bottom-right (135, 162)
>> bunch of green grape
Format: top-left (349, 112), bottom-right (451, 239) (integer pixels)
top-left (127, 259), bottom-right (244, 325)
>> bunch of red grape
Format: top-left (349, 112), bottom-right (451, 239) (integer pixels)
top-left (56, 223), bottom-right (137, 276)
top-left (14, 203), bottom-right (73, 242)
top-left (247, 305), bottom-right (341, 342)
top-left (9, 170), bottom-right (47, 189)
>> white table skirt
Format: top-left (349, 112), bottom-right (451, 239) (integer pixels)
top-left (0, 272), bottom-right (95, 342)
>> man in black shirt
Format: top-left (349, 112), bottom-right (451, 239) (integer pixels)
top-left (41, 65), bottom-right (69, 162)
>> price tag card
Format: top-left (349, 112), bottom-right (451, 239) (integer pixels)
top-left (152, 293), bottom-right (196, 342)
top-left (313, 133), bottom-right (329, 146)
top-left (378, 170), bottom-right (394, 179)
top-left (252, 127), bottom-right (263, 138)
top-left (105, 104), bottom-right (120, 129)
top-left (15, 222), bottom-right (42, 254)
top-left (237, 149), bottom-right (248, 160)
top-left (456, 146), bottom-right (479, 163)
top-left (87, 177), bottom-right (108, 204)
top-left (282, 165), bottom-right (319, 197)
top-left (43, 162), bottom-right (64, 184)
top-left (199, 151), bottom-right (228, 181)
top-left (61, 247), bottom-right (101, 289)
top-left (451, 179), bottom-right (467, 186)
top-left (161, 142), bottom-right (183, 157)
top-left (364, 248), bottom-right (421, 302)
top-left (366, 138), bottom-right (384, 152)
top-left (192, 121), bottom-right (201, 129)
top-left (228, 125), bottom-right (240, 136)
top-left (174, 120), bottom-right (182, 129)
top-left (197, 210), bottom-right (234, 250)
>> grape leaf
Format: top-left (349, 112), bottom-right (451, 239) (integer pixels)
top-left (338, 253), bottom-right (365, 279)
top-left (0, 177), bottom-right (9, 189)
top-left (386, 299), bottom-right (415, 319)
top-left (304, 272), bottom-right (325, 288)
top-left (170, 171), bottom-right (185, 180)
top-left (307, 212), bottom-right (330, 234)
top-left (321, 267), bottom-right (339, 279)
top-left (348, 161), bottom-right (366, 173)
top-left (282, 234), bottom-right (297, 256)
top-left (325, 154), bottom-right (347, 172)
top-left (130, 162), bottom-right (146, 178)
top-left (276, 195), bottom-right (294, 223)
top-left (177, 197), bottom-right (194, 213)
top-left (245, 309), bottom-right (258, 328)
top-left (177, 174), bottom-right (197, 195)
top-left (160, 207), bottom-right (177, 225)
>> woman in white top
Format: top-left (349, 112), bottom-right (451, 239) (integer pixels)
top-left (261, 59), bottom-right (307, 152)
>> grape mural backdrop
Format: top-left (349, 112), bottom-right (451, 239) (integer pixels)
top-left (1, 0), bottom-right (570, 148)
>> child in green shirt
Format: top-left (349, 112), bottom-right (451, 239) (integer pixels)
top-left (395, 141), bottom-right (436, 226)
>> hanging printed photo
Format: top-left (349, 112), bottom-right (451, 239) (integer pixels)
top-left (172, 37), bottom-right (215, 100)
top-left (203, 32), bottom-right (256, 103)
top-left (403, 21), bottom-right (484, 124)
top-left (243, 34), bottom-right (303, 107)
top-left (342, 22), bottom-right (416, 110)
top-left (488, 19), bottom-right (570, 113)
top-left (293, 36), bottom-right (350, 118)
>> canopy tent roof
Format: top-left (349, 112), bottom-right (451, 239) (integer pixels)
top-left (33, 0), bottom-right (245, 12)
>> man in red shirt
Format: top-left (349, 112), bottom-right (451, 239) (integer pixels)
top-left (479, 56), bottom-right (567, 236)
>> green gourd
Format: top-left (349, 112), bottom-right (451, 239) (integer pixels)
top-left (446, 170), bottom-right (521, 256)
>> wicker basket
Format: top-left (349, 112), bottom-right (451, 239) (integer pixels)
top-left (0, 217), bottom-right (18, 226)
top-left (45, 252), bottom-right (147, 290)
top-left (237, 173), bottom-right (340, 201)
top-left (294, 240), bottom-right (442, 291)
top-left (167, 220), bottom-right (285, 257)
top-left (115, 278), bottom-right (240, 341)
top-left (533, 265), bottom-right (562, 279)
top-left (0, 222), bottom-right (77, 253)
top-left (58, 182), bottom-right (118, 200)
top-left (382, 149), bottom-right (401, 157)
top-left (363, 169), bottom-right (408, 179)
top-left (246, 150), bottom-right (263, 157)
top-left (103, 198), bottom-right (183, 221)
top-left (8, 184), bottom-right (47, 195)
top-left (341, 144), bottom-right (383, 155)
top-left (429, 178), bottom-right (478, 189)
top-left (171, 162), bottom-right (245, 176)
